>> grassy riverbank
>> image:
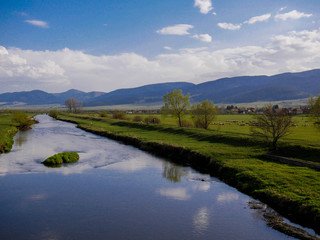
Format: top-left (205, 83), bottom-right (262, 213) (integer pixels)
top-left (0, 113), bottom-right (18, 153)
top-left (0, 112), bottom-right (37, 153)
top-left (56, 112), bottom-right (320, 233)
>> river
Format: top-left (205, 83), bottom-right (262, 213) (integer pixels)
top-left (0, 115), bottom-right (303, 239)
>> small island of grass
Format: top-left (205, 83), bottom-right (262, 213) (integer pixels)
top-left (42, 152), bottom-right (79, 167)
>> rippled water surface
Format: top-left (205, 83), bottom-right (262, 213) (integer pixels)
top-left (0, 115), bottom-right (297, 239)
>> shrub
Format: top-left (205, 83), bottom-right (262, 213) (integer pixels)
top-left (144, 116), bottom-right (161, 124)
top-left (11, 111), bottom-right (34, 130)
top-left (42, 152), bottom-right (79, 167)
top-left (100, 110), bottom-right (108, 117)
top-left (48, 109), bottom-right (59, 118)
top-left (133, 115), bottom-right (143, 122)
top-left (180, 119), bottom-right (193, 128)
top-left (112, 111), bottom-right (127, 120)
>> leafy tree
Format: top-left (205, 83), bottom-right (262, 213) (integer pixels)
top-left (112, 111), bottom-right (126, 120)
top-left (48, 109), bottom-right (59, 118)
top-left (162, 89), bottom-right (190, 127)
top-left (11, 111), bottom-right (34, 130)
top-left (309, 94), bottom-right (320, 129)
top-left (251, 104), bottom-right (293, 150)
top-left (191, 100), bottom-right (217, 129)
top-left (100, 110), bottom-right (108, 117)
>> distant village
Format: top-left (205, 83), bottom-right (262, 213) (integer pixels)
top-left (123, 105), bottom-right (309, 115)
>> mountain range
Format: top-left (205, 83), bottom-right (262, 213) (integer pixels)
top-left (1, 69), bottom-right (320, 106)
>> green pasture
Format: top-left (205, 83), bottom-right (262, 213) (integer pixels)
top-left (81, 111), bottom-right (320, 148)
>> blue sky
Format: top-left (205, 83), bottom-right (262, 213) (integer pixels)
top-left (1, 0), bottom-right (320, 93)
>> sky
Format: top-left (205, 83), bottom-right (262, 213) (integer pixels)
top-left (1, 0), bottom-right (320, 93)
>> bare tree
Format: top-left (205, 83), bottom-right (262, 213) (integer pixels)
top-left (65, 98), bottom-right (73, 112)
top-left (251, 104), bottom-right (293, 150)
top-left (65, 98), bottom-right (82, 113)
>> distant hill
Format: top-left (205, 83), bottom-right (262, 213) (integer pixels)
top-left (0, 69), bottom-right (319, 106)
top-left (52, 89), bottom-right (105, 103)
top-left (0, 89), bottom-right (104, 106)
top-left (84, 82), bottom-right (195, 106)
top-left (184, 69), bottom-right (320, 103)
top-left (0, 90), bottom-right (58, 105)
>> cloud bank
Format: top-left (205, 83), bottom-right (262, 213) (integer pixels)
top-left (1, 28), bottom-right (320, 93)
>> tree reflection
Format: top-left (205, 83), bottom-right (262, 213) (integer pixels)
top-left (162, 162), bottom-right (187, 183)
top-left (15, 132), bottom-right (27, 147)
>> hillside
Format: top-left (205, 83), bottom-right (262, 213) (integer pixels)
top-left (0, 69), bottom-right (319, 106)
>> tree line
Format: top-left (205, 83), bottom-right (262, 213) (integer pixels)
top-left (162, 90), bottom-right (320, 151)
top-left (162, 89), bottom-right (217, 130)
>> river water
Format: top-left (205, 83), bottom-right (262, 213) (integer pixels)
top-left (0, 115), bottom-right (299, 239)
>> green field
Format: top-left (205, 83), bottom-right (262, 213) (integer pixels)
top-left (122, 113), bottom-right (320, 149)
top-left (0, 113), bottom-right (18, 153)
top-left (55, 112), bottom-right (320, 232)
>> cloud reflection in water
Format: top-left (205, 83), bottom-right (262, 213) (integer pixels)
top-left (193, 207), bottom-right (210, 235)
top-left (158, 187), bottom-right (191, 200)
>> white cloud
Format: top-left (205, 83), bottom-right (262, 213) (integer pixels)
top-left (24, 20), bottom-right (49, 28)
top-left (192, 34), bottom-right (212, 43)
top-left (163, 46), bottom-right (173, 50)
top-left (244, 13), bottom-right (271, 24)
top-left (275, 10), bottom-right (312, 21)
top-left (1, 28), bottom-right (320, 93)
top-left (156, 24), bottom-right (194, 35)
top-left (194, 0), bottom-right (213, 14)
top-left (217, 22), bottom-right (242, 30)
top-left (280, 7), bottom-right (287, 12)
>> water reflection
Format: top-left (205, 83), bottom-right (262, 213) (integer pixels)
top-left (27, 193), bottom-right (48, 201)
top-left (158, 187), bottom-right (191, 200)
top-left (217, 192), bottom-right (240, 203)
top-left (192, 182), bottom-right (211, 192)
top-left (107, 157), bottom-right (162, 173)
top-left (193, 207), bottom-right (210, 235)
top-left (162, 162), bottom-right (187, 183)
top-left (0, 115), bottom-right (164, 176)
top-left (0, 115), bottom-right (306, 239)
top-left (15, 131), bottom-right (27, 147)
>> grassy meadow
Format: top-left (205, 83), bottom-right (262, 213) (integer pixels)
top-left (55, 111), bottom-right (320, 231)
top-left (0, 112), bottom-right (18, 153)
top-left (123, 113), bottom-right (320, 149)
